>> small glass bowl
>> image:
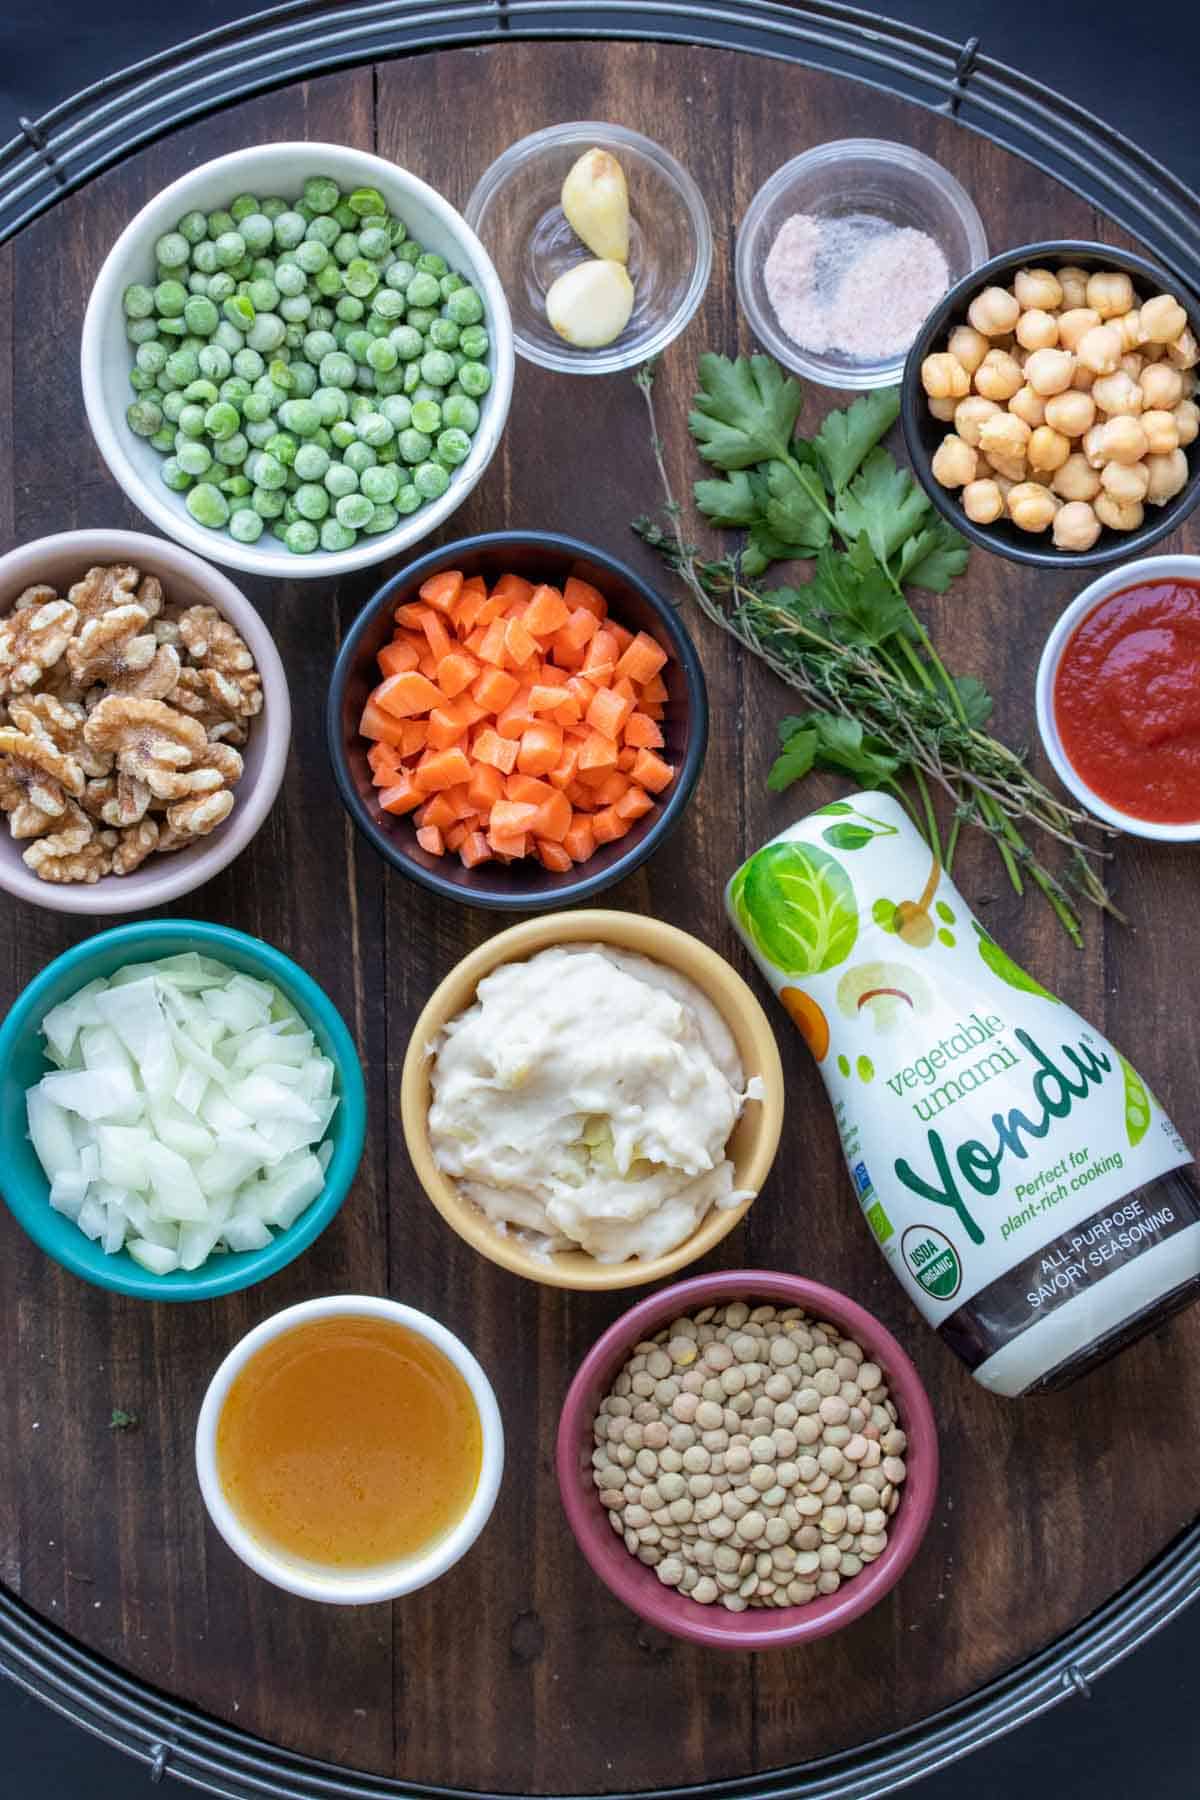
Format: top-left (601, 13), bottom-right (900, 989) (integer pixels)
top-left (736, 139), bottom-right (988, 390)
top-left (465, 122), bottom-right (712, 375)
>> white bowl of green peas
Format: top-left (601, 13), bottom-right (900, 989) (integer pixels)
top-left (81, 143), bottom-right (515, 580)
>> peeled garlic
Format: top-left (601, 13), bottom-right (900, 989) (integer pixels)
top-left (561, 148), bottom-right (630, 263)
top-left (546, 259), bottom-right (635, 349)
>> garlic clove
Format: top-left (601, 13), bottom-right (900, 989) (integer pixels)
top-left (545, 259), bottom-right (635, 349)
top-left (561, 149), bottom-right (630, 264)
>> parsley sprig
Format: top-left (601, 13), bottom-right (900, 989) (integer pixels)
top-left (633, 354), bottom-right (1120, 944)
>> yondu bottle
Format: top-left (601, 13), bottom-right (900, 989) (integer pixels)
top-left (726, 790), bottom-right (1200, 1397)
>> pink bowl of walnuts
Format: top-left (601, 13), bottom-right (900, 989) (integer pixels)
top-left (556, 1270), bottom-right (939, 1650)
top-left (0, 530), bottom-right (289, 914)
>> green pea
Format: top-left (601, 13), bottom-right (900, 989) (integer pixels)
top-left (363, 503), bottom-right (399, 535)
top-left (348, 393), bottom-right (374, 423)
top-left (309, 303), bottom-right (335, 330)
top-left (165, 348), bottom-right (200, 386)
top-left (397, 427), bottom-right (432, 465)
top-left (289, 361), bottom-right (318, 397)
top-left (413, 460), bottom-right (450, 500)
top-left (358, 225), bottom-right (391, 262)
top-left (436, 427), bottom-right (472, 467)
top-left (366, 335), bottom-right (401, 374)
top-left (253, 450), bottom-right (288, 489)
top-left (200, 400), bottom-right (236, 440)
top-left (177, 404), bottom-right (207, 439)
top-left (333, 231), bottom-right (359, 267)
top-left (333, 493), bottom-right (373, 530)
top-left (198, 343), bottom-right (232, 381)
top-left (206, 272), bottom-right (236, 305)
top-left (371, 288), bottom-right (406, 321)
top-left (304, 329), bottom-right (338, 364)
top-left (126, 317), bottom-right (159, 345)
top-left (428, 317), bottom-right (459, 351)
top-left (335, 294), bottom-right (364, 321)
top-left (160, 456), bottom-right (191, 491)
top-left (341, 328), bottom-right (370, 365)
top-left (445, 285), bottom-right (484, 327)
top-left (358, 412), bottom-right (395, 447)
top-left (333, 199), bottom-right (358, 229)
top-left (128, 367), bottom-right (157, 394)
top-left (458, 360), bottom-right (491, 398)
top-left (278, 398), bottom-right (321, 436)
top-left (192, 240), bottom-right (219, 275)
top-left (247, 277), bottom-right (280, 312)
top-left (323, 461), bottom-right (358, 497)
top-left (359, 464), bottom-right (400, 504)
top-left (158, 318), bottom-right (187, 340)
top-left (344, 258), bottom-right (380, 299)
top-left (272, 261), bottom-right (305, 299)
top-left (403, 363), bottom-right (422, 395)
top-left (306, 214), bottom-right (341, 248)
top-left (303, 176), bottom-right (341, 214)
top-left (458, 325), bottom-right (489, 361)
top-left (260, 197), bottom-right (287, 221)
top-left (409, 399), bottom-right (442, 435)
top-left (395, 484), bottom-right (422, 515)
top-left (186, 272), bottom-right (210, 296)
top-left (419, 348), bottom-right (455, 388)
top-left (247, 312), bottom-right (287, 354)
top-left (253, 485), bottom-right (286, 519)
top-left (380, 394), bottom-right (413, 430)
top-left (273, 211), bottom-right (307, 250)
top-left (441, 392), bottom-right (479, 434)
top-left (183, 294), bottom-right (219, 336)
top-left (220, 474), bottom-right (253, 499)
top-left (315, 262), bottom-right (344, 298)
top-left (219, 375), bottom-right (252, 406)
top-left (244, 418), bottom-right (276, 447)
top-left (329, 420), bottom-right (357, 450)
top-left (293, 482), bottom-right (330, 521)
top-left (233, 348), bottom-right (265, 382)
top-left (348, 186), bottom-right (387, 218)
top-left (405, 271), bottom-right (440, 309)
top-left (187, 482), bottom-right (230, 528)
top-left (177, 209), bottom-right (208, 245)
top-left (155, 230), bottom-right (191, 269)
top-left (176, 439), bottom-right (213, 475)
top-left (213, 320), bottom-right (244, 354)
top-left (213, 431), bottom-right (249, 466)
top-left (284, 519), bottom-right (319, 554)
top-left (123, 282), bottom-right (156, 319)
top-left (239, 212), bottom-right (275, 253)
top-left (126, 398), bottom-right (163, 437)
top-left (389, 324), bottom-right (423, 363)
top-left (320, 518), bottom-right (357, 552)
top-left (312, 384), bottom-right (350, 423)
top-left (342, 441), bottom-right (377, 475)
top-left (279, 294), bottom-right (312, 324)
top-left (293, 443), bottom-right (331, 481)
top-left (404, 307), bottom-right (436, 333)
top-left (385, 260), bottom-right (415, 292)
top-left (295, 239), bottom-right (329, 275)
top-left (440, 273), bottom-right (465, 299)
top-left (136, 339), bottom-right (168, 375)
top-left (268, 357), bottom-right (294, 391)
top-left (213, 230), bottom-right (245, 270)
top-left (161, 390), bottom-right (187, 422)
top-left (149, 426), bottom-right (177, 454)
top-left (154, 279), bottom-right (188, 317)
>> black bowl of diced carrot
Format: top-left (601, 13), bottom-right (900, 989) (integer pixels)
top-left (325, 532), bottom-right (709, 910)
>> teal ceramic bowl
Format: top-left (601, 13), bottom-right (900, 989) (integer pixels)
top-left (0, 921), bottom-right (366, 1301)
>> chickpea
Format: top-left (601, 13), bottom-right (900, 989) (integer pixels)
top-left (962, 478), bottom-right (1005, 524)
top-left (1014, 267), bottom-right (1063, 311)
top-left (1094, 492), bottom-right (1144, 532)
top-left (991, 472), bottom-right (1016, 502)
top-left (978, 411), bottom-right (1031, 462)
top-left (1016, 308), bottom-right (1059, 351)
top-left (1140, 363), bottom-right (1185, 410)
top-left (1024, 347), bottom-right (1076, 396)
top-left (1057, 307), bottom-right (1101, 351)
top-left (967, 286), bottom-right (1020, 337)
top-left (983, 450), bottom-right (1029, 484)
top-left (1100, 459), bottom-right (1150, 503)
top-left (1052, 453), bottom-right (1102, 501)
top-left (1072, 362), bottom-right (1097, 392)
top-left (1140, 409), bottom-right (1180, 455)
top-left (1174, 398), bottom-right (1199, 446)
top-left (1044, 389), bottom-right (1096, 437)
top-left (1007, 482), bottom-right (1058, 533)
top-left (1119, 352), bottom-right (1145, 381)
top-left (1052, 500), bottom-right (1102, 551)
top-left (928, 396), bottom-right (959, 421)
top-left (1144, 448), bottom-right (1189, 504)
top-left (1101, 415), bottom-right (1150, 464)
top-left (1076, 324), bottom-right (1122, 375)
top-left (1117, 310), bottom-right (1143, 353)
top-left (1009, 384), bottom-right (1046, 429)
top-left (1082, 423), bottom-right (1110, 469)
top-left (931, 434), bottom-right (977, 489)
top-left (1028, 425), bottom-right (1071, 473)
top-left (974, 348), bottom-right (1025, 402)
top-left (1085, 270), bottom-right (1136, 319)
top-left (953, 394), bottom-right (1002, 447)
top-left (948, 324), bottom-right (989, 374)
top-left (1168, 327), bottom-right (1200, 371)
top-left (1140, 293), bottom-right (1188, 343)
top-left (1056, 266), bottom-right (1089, 309)
top-left (921, 352), bottom-right (971, 400)
top-left (1091, 370), bottom-right (1143, 416)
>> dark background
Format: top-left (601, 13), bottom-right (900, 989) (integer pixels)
top-left (2, 0), bottom-right (1198, 1794)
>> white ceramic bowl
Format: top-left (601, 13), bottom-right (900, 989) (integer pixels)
top-left (81, 143), bottom-right (515, 580)
top-left (0, 530), bottom-right (290, 914)
top-left (1035, 553), bottom-right (1200, 842)
top-left (195, 1295), bottom-right (505, 1604)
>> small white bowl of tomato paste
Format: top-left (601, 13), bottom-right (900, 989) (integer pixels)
top-left (1036, 554), bottom-right (1200, 841)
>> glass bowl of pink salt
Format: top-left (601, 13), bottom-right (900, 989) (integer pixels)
top-left (736, 139), bottom-right (987, 390)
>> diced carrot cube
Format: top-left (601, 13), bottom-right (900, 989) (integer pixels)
top-left (417, 652), bottom-right (439, 680)
top-left (609, 622), bottom-right (634, 654)
top-left (615, 629), bottom-right (668, 684)
top-left (378, 778), bottom-right (422, 815)
top-left (373, 670), bottom-right (443, 719)
top-left (518, 722), bottom-right (564, 775)
top-left (367, 741), bottom-right (402, 779)
top-left (464, 626), bottom-right (488, 656)
top-left (632, 750), bottom-right (675, 793)
top-left (459, 830), bottom-right (493, 869)
top-left (549, 631), bottom-right (586, 671)
top-left (532, 788), bottom-right (572, 841)
top-left (416, 824), bottom-right (445, 856)
top-left (566, 675), bottom-right (596, 711)
top-left (491, 573), bottom-right (535, 609)
top-left (615, 784), bottom-right (655, 822)
top-left (377, 638), bottom-right (421, 678)
top-left (418, 570), bottom-right (464, 614)
top-left (490, 799), bottom-right (538, 833)
top-left (564, 576), bottom-right (608, 619)
top-left (477, 619), bottom-right (509, 667)
top-left (418, 792), bottom-right (458, 832)
top-left (452, 578), bottom-right (488, 635)
top-left (623, 711), bottom-right (665, 749)
top-left (529, 683), bottom-right (570, 713)
top-left (488, 830), bottom-right (528, 860)
top-left (427, 706), bottom-right (467, 753)
top-left (640, 673), bottom-right (669, 705)
top-left (579, 730), bottom-right (619, 771)
top-left (587, 771), bottom-right (630, 807)
top-left (443, 783), bottom-right (477, 821)
top-left (401, 720), bottom-right (428, 758)
top-left (548, 743), bottom-right (580, 790)
top-left (422, 611), bottom-right (454, 664)
top-left (476, 590), bottom-right (511, 626)
top-left (616, 746), bottom-right (637, 772)
top-left (586, 686), bottom-right (634, 741)
top-left (436, 650), bottom-right (480, 699)
top-left (563, 816), bottom-right (596, 863)
top-left (467, 763), bottom-right (505, 813)
top-left (642, 701), bottom-right (665, 721)
top-left (471, 666), bottom-right (520, 712)
top-left (591, 805), bottom-right (631, 844)
top-left (497, 693), bottom-right (535, 740)
top-left (473, 728), bottom-right (519, 774)
top-left (394, 601), bottom-right (434, 630)
top-left (445, 821), bottom-right (471, 853)
top-left (506, 774), bottom-right (555, 806)
top-left (504, 615), bottom-right (539, 667)
top-left (523, 584), bottom-right (570, 636)
top-left (414, 746), bottom-right (472, 792)
top-left (583, 628), bottom-right (618, 681)
top-left (551, 693), bottom-right (583, 727)
top-left (359, 699), bottom-right (407, 746)
top-left (536, 839), bottom-right (573, 873)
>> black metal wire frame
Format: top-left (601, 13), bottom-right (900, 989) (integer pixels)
top-left (1, 0), bottom-right (1199, 1792)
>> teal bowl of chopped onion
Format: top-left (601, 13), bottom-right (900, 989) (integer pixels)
top-left (0, 920), bottom-right (366, 1300)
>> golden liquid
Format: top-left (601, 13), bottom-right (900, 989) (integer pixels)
top-left (215, 1316), bottom-right (483, 1570)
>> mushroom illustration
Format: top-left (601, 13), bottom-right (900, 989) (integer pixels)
top-left (836, 960), bottom-right (933, 1033)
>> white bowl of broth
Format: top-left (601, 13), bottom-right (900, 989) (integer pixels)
top-left (195, 1295), bottom-right (504, 1602)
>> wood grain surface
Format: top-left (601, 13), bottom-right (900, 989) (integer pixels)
top-left (1, 39), bottom-right (1198, 1795)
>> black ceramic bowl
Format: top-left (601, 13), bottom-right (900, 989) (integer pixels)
top-left (326, 532), bottom-right (709, 911)
top-left (901, 239), bottom-right (1200, 570)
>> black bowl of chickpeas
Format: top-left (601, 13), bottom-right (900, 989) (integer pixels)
top-left (901, 240), bottom-right (1200, 568)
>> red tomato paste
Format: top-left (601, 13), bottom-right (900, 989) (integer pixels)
top-left (1054, 577), bottom-right (1200, 823)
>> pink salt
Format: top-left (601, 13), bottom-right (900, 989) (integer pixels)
top-left (763, 212), bottom-right (949, 361)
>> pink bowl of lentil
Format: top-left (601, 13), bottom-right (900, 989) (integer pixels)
top-left (555, 1269), bottom-right (938, 1649)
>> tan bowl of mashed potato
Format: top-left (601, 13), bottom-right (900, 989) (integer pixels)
top-left (400, 911), bottom-right (784, 1290)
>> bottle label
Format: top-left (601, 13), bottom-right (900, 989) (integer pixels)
top-left (727, 794), bottom-right (1193, 1372)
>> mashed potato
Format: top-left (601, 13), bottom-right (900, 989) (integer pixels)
top-left (427, 944), bottom-right (758, 1261)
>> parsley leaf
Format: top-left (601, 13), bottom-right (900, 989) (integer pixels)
top-left (109, 1408), bottom-right (139, 1431)
top-left (762, 461), bottom-right (831, 554)
top-left (694, 471), bottom-right (764, 527)
top-left (768, 711), bottom-right (902, 791)
top-left (835, 449), bottom-right (931, 566)
top-left (954, 674), bottom-right (994, 728)
top-left (766, 727), bottom-right (817, 791)
top-left (688, 353), bottom-right (805, 470)
top-left (895, 520), bottom-right (971, 593)
top-left (812, 388), bottom-right (901, 493)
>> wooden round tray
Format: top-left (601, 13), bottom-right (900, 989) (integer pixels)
top-left (2, 35), bottom-right (1198, 1798)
